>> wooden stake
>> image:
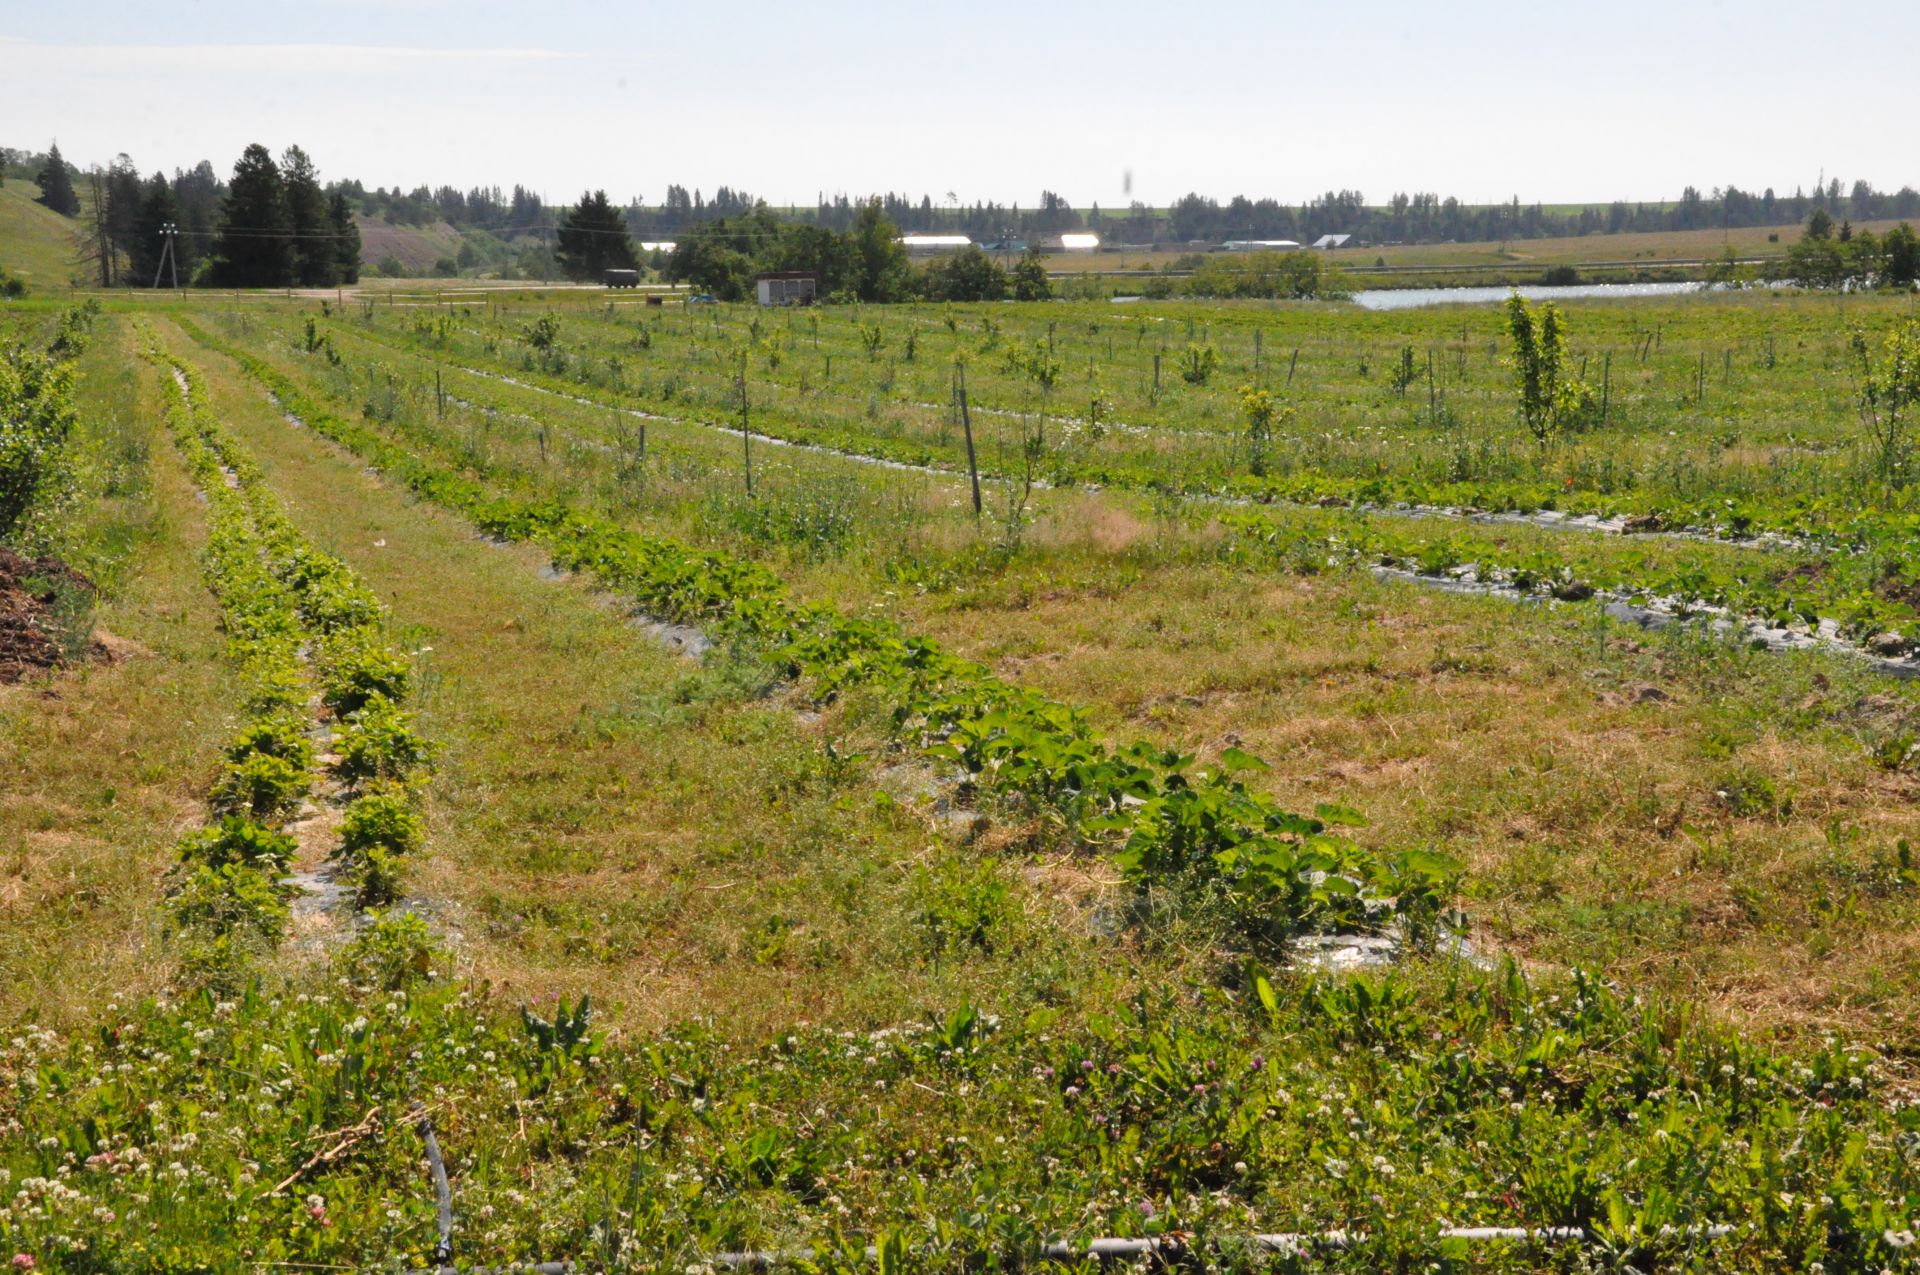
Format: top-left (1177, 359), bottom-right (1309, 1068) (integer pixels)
top-left (958, 363), bottom-right (981, 519)
top-left (738, 351), bottom-right (753, 498)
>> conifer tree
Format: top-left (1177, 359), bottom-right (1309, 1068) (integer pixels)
top-left (554, 189), bottom-right (638, 280)
top-left (209, 144), bottom-right (291, 287)
top-left (282, 145), bottom-right (333, 286)
top-left (329, 192), bottom-right (362, 285)
top-left (35, 142), bottom-right (79, 216)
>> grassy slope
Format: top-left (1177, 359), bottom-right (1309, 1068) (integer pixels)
top-left (0, 181), bottom-right (79, 288)
top-left (355, 214), bottom-right (472, 272)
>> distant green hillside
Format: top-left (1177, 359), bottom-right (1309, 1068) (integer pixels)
top-left (0, 181), bottom-right (80, 289)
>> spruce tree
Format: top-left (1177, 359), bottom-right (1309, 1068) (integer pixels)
top-left (130, 173), bottom-right (179, 287)
top-left (554, 190), bottom-right (638, 281)
top-left (35, 143), bottom-right (79, 216)
top-left (281, 145), bottom-right (333, 286)
top-left (104, 155), bottom-right (143, 272)
top-left (329, 192), bottom-right (362, 284)
top-left (209, 144), bottom-right (291, 287)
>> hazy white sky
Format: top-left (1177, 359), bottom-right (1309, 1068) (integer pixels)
top-left (5, 0), bottom-right (1914, 209)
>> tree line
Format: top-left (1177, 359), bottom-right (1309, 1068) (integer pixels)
top-left (12, 136), bottom-right (1920, 281)
top-left (348, 174), bottom-right (1920, 247)
top-left (1784, 210), bottom-right (1920, 289)
top-left (4, 141), bottom-right (361, 288)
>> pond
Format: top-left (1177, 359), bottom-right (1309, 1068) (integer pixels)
top-left (1350, 281), bottom-right (1709, 311)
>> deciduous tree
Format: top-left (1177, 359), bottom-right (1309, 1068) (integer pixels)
top-left (1011, 248), bottom-right (1053, 301)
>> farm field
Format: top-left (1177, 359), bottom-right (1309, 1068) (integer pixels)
top-left (1042, 220), bottom-right (1919, 284)
top-left (7, 282), bottom-right (1920, 1270)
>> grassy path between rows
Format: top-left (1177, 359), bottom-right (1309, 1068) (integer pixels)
top-left (154, 316), bottom-right (1101, 1035)
top-left (0, 318), bottom-right (236, 1023)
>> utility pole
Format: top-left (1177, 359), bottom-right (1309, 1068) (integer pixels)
top-left (152, 222), bottom-right (180, 290)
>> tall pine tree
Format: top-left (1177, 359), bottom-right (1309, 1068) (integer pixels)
top-left (103, 155), bottom-right (143, 280)
top-left (281, 145), bottom-right (333, 286)
top-left (329, 192), bottom-right (362, 284)
top-left (35, 143), bottom-right (79, 216)
top-left (209, 144), bottom-right (290, 287)
top-left (555, 190), bottom-right (638, 280)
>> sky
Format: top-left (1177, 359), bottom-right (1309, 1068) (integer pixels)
top-left (5, 0), bottom-right (1916, 211)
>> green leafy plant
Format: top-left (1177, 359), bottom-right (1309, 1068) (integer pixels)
top-left (1851, 319), bottom-right (1920, 486)
top-left (1504, 293), bottom-right (1594, 445)
top-left (1177, 343), bottom-right (1218, 386)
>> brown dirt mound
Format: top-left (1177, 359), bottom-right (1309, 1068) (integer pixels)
top-left (0, 546), bottom-right (95, 683)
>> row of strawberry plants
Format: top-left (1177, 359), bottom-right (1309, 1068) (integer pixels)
top-left (295, 313), bottom-right (1920, 657)
top-left (154, 350), bottom-right (430, 988)
top-left (183, 315), bottom-right (1459, 950)
top-left (1209, 502), bottom-right (1920, 654)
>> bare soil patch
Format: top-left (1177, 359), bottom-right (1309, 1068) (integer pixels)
top-left (0, 547), bottom-right (96, 683)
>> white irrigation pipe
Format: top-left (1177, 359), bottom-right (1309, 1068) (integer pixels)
top-left (403, 1223), bottom-right (1741, 1274)
top-left (711, 1223), bottom-right (1741, 1266)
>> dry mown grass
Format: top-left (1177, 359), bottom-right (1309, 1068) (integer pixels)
top-left (891, 517), bottom-right (1920, 1038)
top-left (161, 319), bottom-right (1125, 1039)
top-left (0, 325), bottom-right (237, 1023)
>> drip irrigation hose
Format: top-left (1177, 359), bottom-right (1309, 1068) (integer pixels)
top-left (412, 1102), bottom-right (455, 1268)
top-left (400, 1110), bottom-right (1732, 1270)
top-left (713, 1225), bottom-right (1738, 1267)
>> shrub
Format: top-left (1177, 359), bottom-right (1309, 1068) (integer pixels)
top-left (210, 750), bottom-right (311, 819)
top-left (338, 783), bottom-right (423, 858)
top-left (1852, 319), bottom-right (1920, 486)
top-left (48, 300), bottom-right (99, 356)
top-left (522, 313), bottom-right (561, 351)
top-left (318, 634), bottom-right (410, 715)
top-left (224, 715), bottom-right (314, 766)
top-left (174, 815), bottom-right (297, 873)
top-left (1185, 251), bottom-right (1329, 299)
top-left (912, 861), bottom-right (1013, 955)
top-left (166, 861), bottom-right (291, 943)
top-left (1505, 293), bottom-right (1595, 444)
top-left (335, 695), bottom-right (431, 783)
top-left (1010, 248), bottom-right (1053, 301)
top-left (344, 844), bottom-right (405, 907)
top-left (1178, 343), bottom-right (1218, 386)
top-left (0, 343), bottom-right (78, 538)
top-left (339, 909), bottom-right (446, 989)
